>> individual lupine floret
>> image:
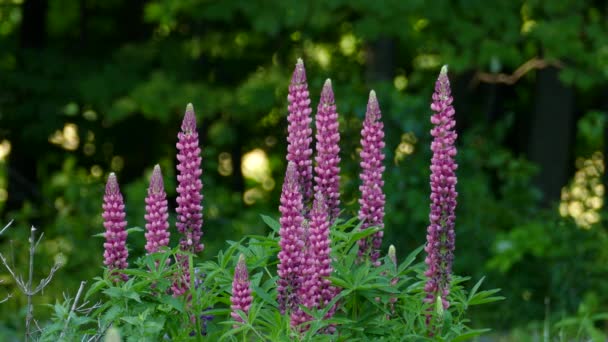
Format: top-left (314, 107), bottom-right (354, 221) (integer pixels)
top-left (287, 58), bottom-right (314, 203)
top-left (144, 164), bottom-right (170, 254)
top-left (291, 191), bottom-right (337, 329)
top-left (176, 103), bottom-right (204, 254)
top-left (357, 91), bottom-right (386, 266)
top-left (231, 254), bottom-right (253, 326)
top-left (314, 79), bottom-right (341, 221)
top-left (277, 162), bottom-right (305, 314)
top-left (424, 65), bottom-right (458, 320)
top-left (102, 173), bottom-right (128, 281)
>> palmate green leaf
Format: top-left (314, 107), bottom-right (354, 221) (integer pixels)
top-left (85, 277), bottom-right (108, 299)
top-left (466, 276), bottom-right (485, 303)
top-left (252, 284), bottom-right (278, 308)
top-left (158, 295), bottom-right (184, 312)
top-left (260, 214), bottom-right (280, 232)
top-left (467, 288), bottom-right (504, 306)
top-left (398, 245), bottom-right (424, 273)
top-left (120, 315), bottom-right (141, 326)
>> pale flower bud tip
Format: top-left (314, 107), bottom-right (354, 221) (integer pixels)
top-left (369, 89), bottom-right (377, 100)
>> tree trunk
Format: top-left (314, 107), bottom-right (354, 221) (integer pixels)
top-left (527, 67), bottom-right (574, 205)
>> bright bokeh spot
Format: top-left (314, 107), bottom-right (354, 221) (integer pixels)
top-left (393, 75), bottom-right (408, 91)
top-left (90, 165), bottom-right (103, 178)
top-left (559, 151), bottom-right (604, 228)
top-left (49, 123), bottom-right (80, 151)
top-left (339, 33), bottom-right (357, 56)
top-left (0, 140), bottom-right (11, 161)
top-left (413, 54), bottom-right (440, 70)
top-left (395, 132), bottom-right (417, 164)
top-left (243, 188), bottom-right (264, 205)
top-left (241, 149), bottom-right (270, 183)
top-left (413, 18), bottom-right (429, 32)
top-left (218, 152), bottom-right (233, 176)
top-left (241, 149), bottom-right (273, 205)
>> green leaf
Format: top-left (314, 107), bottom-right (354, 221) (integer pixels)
top-left (467, 276), bottom-right (485, 304)
top-left (120, 316), bottom-right (141, 326)
top-left (253, 285), bottom-right (278, 308)
top-left (260, 214), bottom-right (280, 232)
top-left (126, 226), bottom-right (144, 235)
top-left (468, 288), bottom-right (505, 306)
top-left (451, 328), bottom-right (491, 341)
top-left (85, 278), bottom-right (108, 299)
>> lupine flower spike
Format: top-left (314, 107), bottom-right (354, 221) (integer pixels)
top-left (173, 103), bottom-right (204, 296)
top-left (287, 58), bottom-right (314, 203)
top-left (292, 191), bottom-right (337, 329)
top-left (102, 173), bottom-right (129, 281)
top-left (231, 254), bottom-right (253, 326)
top-left (314, 79), bottom-right (341, 221)
top-left (176, 103), bottom-right (204, 254)
top-left (424, 65), bottom-right (458, 324)
top-left (357, 90), bottom-right (386, 266)
top-left (144, 165), bottom-right (170, 254)
top-left (277, 162), bottom-right (305, 314)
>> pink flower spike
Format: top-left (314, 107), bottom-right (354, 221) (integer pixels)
top-left (424, 65), bottom-right (458, 322)
top-left (231, 254), bottom-right (253, 325)
top-left (173, 103), bottom-right (205, 296)
top-left (277, 162), bottom-right (305, 314)
top-left (314, 79), bottom-right (341, 221)
top-left (144, 165), bottom-right (170, 254)
top-left (286, 58), bottom-right (314, 203)
top-left (102, 173), bottom-right (128, 282)
top-left (357, 90), bottom-right (386, 266)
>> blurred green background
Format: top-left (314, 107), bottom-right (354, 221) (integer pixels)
top-left (1, 0), bottom-right (608, 338)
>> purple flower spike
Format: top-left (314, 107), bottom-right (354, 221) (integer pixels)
top-left (292, 191), bottom-right (337, 329)
top-left (102, 173), bottom-right (128, 281)
top-left (314, 79), bottom-right (341, 221)
top-left (357, 91), bottom-right (386, 266)
top-left (424, 65), bottom-right (458, 318)
top-left (277, 162), bottom-right (305, 314)
top-left (231, 254), bottom-right (253, 325)
top-left (287, 58), bottom-right (314, 203)
top-left (144, 165), bottom-right (170, 254)
top-left (176, 103), bottom-right (204, 254)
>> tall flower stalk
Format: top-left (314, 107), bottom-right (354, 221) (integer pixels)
top-left (287, 58), bottom-right (314, 203)
top-left (357, 91), bottom-right (386, 266)
top-left (424, 65), bottom-right (458, 318)
top-left (314, 79), bottom-right (341, 221)
top-left (277, 162), bottom-right (305, 314)
top-left (292, 191), bottom-right (337, 329)
top-left (176, 103), bottom-right (204, 254)
top-left (102, 173), bottom-right (128, 281)
top-left (173, 103), bottom-right (204, 295)
top-left (231, 254), bottom-right (253, 325)
top-left (144, 165), bottom-right (170, 254)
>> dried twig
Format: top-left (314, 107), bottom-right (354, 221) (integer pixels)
top-left (0, 224), bottom-right (62, 341)
top-left (471, 57), bottom-right (564, 87)
top-left (0, 221), bottom-right (14, 304)
top-left (58, 281), bottom-right (87, 340)
top-left (0, 220), bottom-right (13, 235)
